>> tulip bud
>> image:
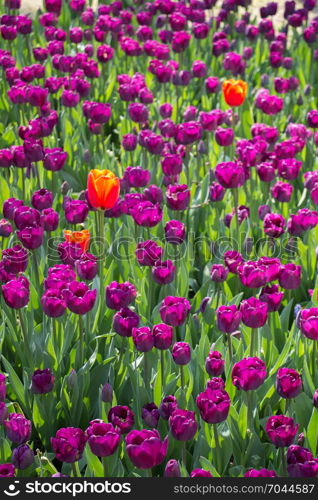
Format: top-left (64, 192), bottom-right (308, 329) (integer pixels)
top-left (101, 383), bottom-right (113, 404)
top-left (164, 459), bottom-right (181, 477)
top-left (12, 444), bottom-right (34, 470)
top-left (297, 432), bottom-right (305, 446)
top-left (67, 369), bottom-right (77, 390)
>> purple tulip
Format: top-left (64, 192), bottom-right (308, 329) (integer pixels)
top-left (4, 413), bottom-right (32, 444)
top-left (166, 184), bottom-right (190, 211)
top-left (169, 409), bottom-right (198, 441)
top-left (41, 208), bottom-right (59, 231)
top-left (75, 253), bottom-right (97, 281)
top-left (237, 261), bottom-right (268, 289)
top-left (264, 213), bottom-right (286, 238)
top-left (0, 219), bottom-right (13, 237)
top-left (278, 264), bottom-right (301, 290)
top-left (64, 200), bottom-right (88, 225)
top-left (152, 260), bottom-right (176, 285)
top-left (215, 127), bottom-right (234, 147)
top-left (31, 369), bottom-right (54, 394)
top-left (2, 245), bottom-right (28, 275)
top-left (31, 189), bottom-right (53, 211)
top-left (0, 402), bottom-right (8, 425)
top-left (126, 429), bottom-right (168, 469)
top-left (12, 444), bottom-right (34, 470)
top-left (172, 342), bottom-right (191, 365)
top-left (124, 166), bottom-right (151, 188)
top-left (164, 220), bottom-right (186, 245)
top-left (164, 459), bottom-right (181, 477)
top-left (14, 205), bottom-right (40, 230)
top-left (244, 469), bottom-right (277, 477)
top-left (205, 351), bottom-right (225, 377)
top-left (287, 445), bottom-right (318, 477)
top-left (86, 420), bottom-right (120, 457)
top-left (232, 357), bottom-right (267, 391)
top-left (152, 323), bottom-right (173, 350)
top-left (132, 327), bottom-right (154, 352)
top-left (210, 264), bottom-right (228, 283)
top-left (276, 368), bottom-right (302, 399)
top-left (240, 297), bottom-right (268, 328)
top-left (215, 161), bottom-right (245, 189)
top-left (209, 182), bottom-right (225, 202)
top-left (265, 415), bottom-right (299, 448)
top-left (0, 464), bottom-right (15, 477)
top-left (17, 225), bottom-right (44, 250)
top-left (101, 383), bottom-right (113, 404)
top-left (217, 305), bottom-right (241, 333)
top-left (160, 296), bottom-right (191, 326)
top-left (299, 308), bottom-right (318, 340)
top-left (196, 388), bottom-right (230, 423)
top-left (142, 403), bottom-right (160, 428)
top-left (106, 281), bottom-right (137, 310)
top-left (0, 373), bottom-right (6, 401)
top-left (259, 285), bottom-right (284, 312)
top-left (51, 427), bottom-right (87, 463)
top-left (159, 395), bottom-right (178, 420)
top-left (135, 240), bottom-right (163, 266)
top-left (63, 281), bottom-right (96, 314)
top-left (131, 201), bottom-right (163, 227)
top-left (2, 277), bottom-right (30, 309)
top-left (113, 307), bottom-right (140, 337)
top-left (108, 405), bottom-right (135, 435)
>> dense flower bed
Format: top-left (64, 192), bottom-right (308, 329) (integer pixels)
top-left (0, 0), bottom-right (318, 479)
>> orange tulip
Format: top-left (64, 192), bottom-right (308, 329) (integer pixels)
top-left (222, 79), bottom-right (248, 107)
top-left (64, 229), bottom-right (90, 252)
top-left (87, 169), bottom-right (120, 210)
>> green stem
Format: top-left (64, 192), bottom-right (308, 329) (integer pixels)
top-left (247, 391), bottom-right (254, 433)
top-left (94, 209), bottom-right (105, 331)
top-left (144, 352), bottom-right (149, 394)
top-left (250, 329), bottom-right (256, 357)
top-left (213, 424), bottom-right (221, 472)
top-left (181, 441), bottom-right (187, 470)
top-left (160, 349), bottom-right (165, 394)
top-left (280, 447), bottom-right (287, 477)
top-left (102, 456), bottom-right (107, 477)
top-left (79, 315), bottom-right (84, 368)
top-left (231, 188), bottom-right (239, 251)
top-left (227, 333), bottom-right (233, 363)
top-left (18, 309), bottom-right (32, 368)
top-left (32, 250), bottom-right (41, 291)
top-left (71, 461), bottom-right (81, 477)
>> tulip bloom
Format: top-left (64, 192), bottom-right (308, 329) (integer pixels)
top-left (87, 169), bottom-right (120, 210)
top-left (64, 229), bottom-right (90, 253)
top-left (276, 368), bottom-right (302, 399)
top-left (232, 357), bottom-right (267, 391)
top-left (222, 79), bottom-right (248, 107)
top-left (125, 429), bottom-right (168, 469)
top-left (265, 415), bottom-right (299, 448)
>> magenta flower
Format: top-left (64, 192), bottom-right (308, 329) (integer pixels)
top-left (278, 264), bottom-right (301, 290)
top-left (215, 161), bottom-right (245, 189)
top-left (51, 427), bottom-right (87, 463)
top-left (169, 409), bottom-right (198, 441)
top-left (4, 413), bottom-right (31, 444)
top-left (86, 420), bottom-right (120, 457)
top-left (217, 305), bottom-right (241, 333)
top-left (62, 281), bottom-right (96, 314)
top-left (31, 369), bottom-right (55, 394)
top-left (205, 351), bottom-right (225, 377)
top-left (299, 308), bottom-right (318, 340)
top-left (126, 429), bottom-right (168, 469)
top-left (232, 357), bottom-right (267, 391)
top-left (240, 297), bottom-right (268, 328)
top-left (276, 368), bottom-right (302, 399)
top-left (108, 406), bottom-right (135, 435)
top-left (196, 388), bottom-right (231, 424)
top-left (160, 296), bottom-right (191, 326)
top-left (265, 415), bottom-right (299, 448)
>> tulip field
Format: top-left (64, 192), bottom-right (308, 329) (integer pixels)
top-left (1, 0), bottom-right (318, 482)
